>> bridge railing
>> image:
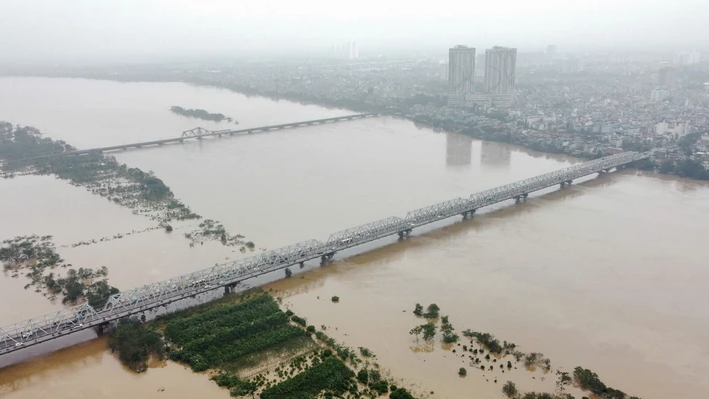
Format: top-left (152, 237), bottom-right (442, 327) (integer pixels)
top-left (0, 303), bottom-right (99, 349)
top-left (326, 216), bottom-right (411, 249)
top-left (404, 198), bottom-right (475, 226)
top-left (102, 239), bottom-right (326, 312)
top-left (0, 151), bottom-right (649, 351)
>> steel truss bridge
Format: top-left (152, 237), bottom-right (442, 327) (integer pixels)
top-left (6, 114), bottom-right (376, 164)
top-left (0, 151), bottom-right (649, 358)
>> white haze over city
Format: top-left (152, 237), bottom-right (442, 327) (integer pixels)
top-left (0, 0), bottom-right (706, 62)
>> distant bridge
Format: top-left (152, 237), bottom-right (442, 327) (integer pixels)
top-left (6, 113), bottom-right (377, 163)
top-left (0, 151), bottom-right (649, 359)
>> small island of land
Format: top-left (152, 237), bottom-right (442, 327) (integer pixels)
top-left (170, 106), bottom-right (237, 123)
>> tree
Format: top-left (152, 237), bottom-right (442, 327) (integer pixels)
top-left (409, 325), bottom-right (423, 340)
top-left (357, 369), bottom-right (369, 384)
top-left (573, 367), bottom-right (607, 395)
top-left (331, 296), bottom-right (339, 302)
top-left (458, 367), bottom-right (467, 376)
top-left (502, 381), bottom-right (518, 398)
top-left (441, 315), bottom-right (449, 325)
top-left (422, 323), bottom-right (436, 341)
top-left (424, 303), bottom-right (440, 319)
top-left (413, 303), bottom-right (423, 316)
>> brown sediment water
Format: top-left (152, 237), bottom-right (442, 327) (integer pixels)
top-left (0, 77), bottom-right (707, 399)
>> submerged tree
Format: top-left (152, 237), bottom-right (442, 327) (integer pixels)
top-left (502, 381), bottom-right (518, 398)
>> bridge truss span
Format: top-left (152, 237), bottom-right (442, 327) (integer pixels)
top-left (405, 198), bottom-right (476, 226)
top-left (0, 151), bottom-right (650, 356)
top-left (327, 216), bottom-right (411, 248)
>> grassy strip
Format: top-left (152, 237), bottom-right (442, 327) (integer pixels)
top-left (170, 324), bottom-right (306, 371)
top-left (164, 297), bottom-right (280, 344)
top-left (182, 312), bottom-right (289, 353)
top-left (260, 356), bottom-right (355, 399)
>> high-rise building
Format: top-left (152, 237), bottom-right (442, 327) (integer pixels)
top-left (333, 42), bottom-right (358, 60)
top-left (448, 45), bottom-right (476, 94)
top-left (439, 60), bottom-right (449, 81)
top-left (546, 45), bottom-right (557, 59)
top-left (484, 46), bottom-right (517, 97)
top-left (674, 51), bottom-right (701, 66)
top-left (562, 57), bottom-right (584, 74)
top-left (658, 65), bottom-right (677, 89)
top-left (348, 42), bottom-right (359, 60)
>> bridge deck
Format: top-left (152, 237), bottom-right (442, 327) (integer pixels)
top-left (0, 151), bottom-right (649, 356)
top-left (5, 113), bottom-right (376, 164)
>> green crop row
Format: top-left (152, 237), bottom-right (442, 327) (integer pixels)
top-left (182, 312), bottom-right (289, 353)
top-left (164, 294), bottom-right (277, 339)
top-left (169, 325), bottom-right (306, 371)
top-left (260, 356), bottom-right (356, 399)
top-left (165, 301), bottom-right (282, 345)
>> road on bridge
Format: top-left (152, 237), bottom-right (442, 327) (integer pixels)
top-left (0, 151), bottom-right (649, 360)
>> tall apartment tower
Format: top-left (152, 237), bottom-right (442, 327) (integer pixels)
top-left (484, 46), bottom-right (517, 97)
top-left (448, 45), bottom-right (476, 94)
top-left (658, 65), bottom-right (677, 89)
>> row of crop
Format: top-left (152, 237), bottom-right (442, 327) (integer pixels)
top-left (260, 356), bottom-right (356, 399)
top-left (169, 325), bottom-right (306, 371)
top-left (164, 294), bottom-right (277, 339)
top-left (166, 302), bottom-right (283, 346)
top-left (182, 312), bottom-right (289, 353)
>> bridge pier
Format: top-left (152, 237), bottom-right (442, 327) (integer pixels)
top-left (560, 180), bottom-right (573, 188)
top-left (321, 253), bottom-right (335, 264)
top-left (514, 193), bottom-right (529, 202)
top-left (462, 209), bottom-right (476, 219)
top-left (397, 229), bottom-right (413, 239)
top-left (299, 261), bottom-right (305, 269)
top-left (95, 322), bottom-right (111, 336)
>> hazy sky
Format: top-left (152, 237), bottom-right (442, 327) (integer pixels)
top-left (0, 0), bottom-right (707, 62)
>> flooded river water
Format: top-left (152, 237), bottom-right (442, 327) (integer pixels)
top-left (0, 77), bottom-right (707, 399)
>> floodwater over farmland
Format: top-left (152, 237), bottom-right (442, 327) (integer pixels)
top-left (0, 77), bottom-right (707, 399)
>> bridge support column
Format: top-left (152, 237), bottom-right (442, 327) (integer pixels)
top-left (398, 229), bottom-right (413, 239)
top-left (299, 262), bottom-right (305, 269)
top-left (462, 209), bottom-right (476, 219)
top-left (95, 322), bottom-right (111, 336)
top-left (321, 253), bottom-right (335, 265)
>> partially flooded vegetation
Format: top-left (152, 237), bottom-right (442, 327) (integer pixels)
top-left (408, 302), bottom-right (643, 399)
top-left (0, 122), bottom-right (251, 249)
top-left (109, 290), bottom-right (422, 398)
top-left (0, 235), bottom-right (119, 307)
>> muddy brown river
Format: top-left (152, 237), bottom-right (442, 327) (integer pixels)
top-left (0, 77), bottom-right (707, 399)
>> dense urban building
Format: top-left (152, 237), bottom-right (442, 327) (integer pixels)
top-left (657, 65), bottom-right (678, 89)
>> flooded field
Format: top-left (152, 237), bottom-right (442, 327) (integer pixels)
top-left (1, 77), bottom-right (707, 399)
